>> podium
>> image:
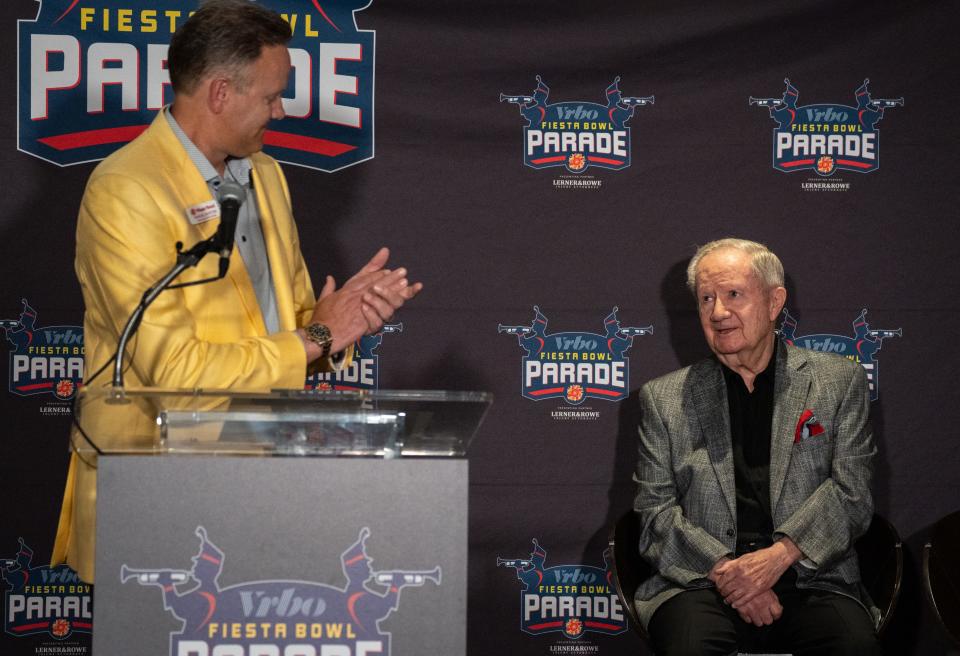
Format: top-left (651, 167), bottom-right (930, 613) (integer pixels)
top-left (76, 387), bottom-right (491, 656)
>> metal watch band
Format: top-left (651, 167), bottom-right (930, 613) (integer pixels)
top-left (304, 322), bottom-right (332, 360)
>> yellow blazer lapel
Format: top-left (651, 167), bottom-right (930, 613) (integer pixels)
top-left (151, 113), bottom-right (220, 244)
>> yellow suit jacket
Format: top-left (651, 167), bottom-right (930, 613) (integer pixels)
top-left (53, 112), bottom-right (326, 582)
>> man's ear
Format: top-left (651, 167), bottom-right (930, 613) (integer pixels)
top-left (207, 78), bottom-right (229, 114)
top-left (769, 286), bottom-right (787, 321)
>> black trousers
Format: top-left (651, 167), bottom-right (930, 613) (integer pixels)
top-left (647, 582), bottom-right (883, 656)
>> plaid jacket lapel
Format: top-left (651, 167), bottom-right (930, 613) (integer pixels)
top-left (769, 342), bottom-right (813, 515)
top-left (691, 360), bottom-right (737, 524)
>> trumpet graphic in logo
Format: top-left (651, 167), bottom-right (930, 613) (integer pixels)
top-left (497, 539), bottom-right (626, 638)
top-left (501, 76), bottom-right (653, 173)
top-left (751, 78), bottom-right (901, 175)
top-left (500, 306), bottom-right (651, 405)
top-left (3, 299), bottom-right (83, 400)
top-left (3, 538), bottom-right (92, 640)
top-left (780, 308), bottom-right (901, 400)
top-left (122, 527), bottom-right (440, 656)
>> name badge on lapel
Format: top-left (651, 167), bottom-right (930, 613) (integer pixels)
top-left (185, 200), bottom-right (219, 225)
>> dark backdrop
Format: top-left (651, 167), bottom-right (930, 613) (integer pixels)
top-left (1, 1), bottom-right (958, 654)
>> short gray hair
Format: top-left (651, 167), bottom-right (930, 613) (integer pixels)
top-left (686, 238), bottom-right (784, 295)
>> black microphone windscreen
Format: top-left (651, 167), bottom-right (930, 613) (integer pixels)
top-left (215, 181), bottom-right (246, 278)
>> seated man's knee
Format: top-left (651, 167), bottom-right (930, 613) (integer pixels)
top-left (648, 590), bottom-right (737, 656)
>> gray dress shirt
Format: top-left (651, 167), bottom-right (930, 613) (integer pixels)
top-left (164, 108), bottom-right (281, 334)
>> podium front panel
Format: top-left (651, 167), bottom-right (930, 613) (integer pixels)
top-left (94, 456), bottom-right (467, 656)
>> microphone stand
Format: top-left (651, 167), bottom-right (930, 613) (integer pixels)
top-left (111, 236), bottom-right (221, 390)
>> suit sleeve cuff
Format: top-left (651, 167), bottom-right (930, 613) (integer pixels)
top-left (327, 344), bottom-right (353, 372)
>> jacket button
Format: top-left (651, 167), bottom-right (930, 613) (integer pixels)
top-left (726, 529), bottom-right (735, 537)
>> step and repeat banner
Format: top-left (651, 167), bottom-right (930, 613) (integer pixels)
top-left (2, 0), bottom-right (958, 654)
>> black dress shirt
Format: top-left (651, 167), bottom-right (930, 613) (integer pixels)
top-left (721, 348), bottom-right (777, 555)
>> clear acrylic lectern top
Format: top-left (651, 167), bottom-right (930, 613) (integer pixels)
top-left (73, 387), bottom-right (492, 458)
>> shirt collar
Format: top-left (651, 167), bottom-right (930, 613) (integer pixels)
top-left (721, 340), bottom-right (778, 392)
top-left (164, 106), bottom-right (252, 187)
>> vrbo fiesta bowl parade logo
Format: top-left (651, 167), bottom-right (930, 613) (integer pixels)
top-left (499, 306), bottom-right (652, 405)
top-left (779, 308), bottom-right (901, 401)
top-left (3, 538), bottom-right (93, 640)
top-left (501, 76), bottom-right (653, 173)
top-left (750, 78), bottom-right (901, 176)
top-left (497, 540), bottom-right (626, 639)
top-left (122, 527), bottom-right (439, 656)
top-left (306, 322), bottom-right (401, 391)
top-left (18, 0), bottom-right (375, 172)
top-left (3, 299), bottom-right (84, 400)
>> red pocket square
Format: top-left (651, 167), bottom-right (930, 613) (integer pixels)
top-left (794, 409), bottom-right (826, 443)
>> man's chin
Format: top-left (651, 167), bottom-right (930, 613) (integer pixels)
top-left (710, 339), bottom-right (745, 356)
top-left (227, 144), bottom-right (263, 159)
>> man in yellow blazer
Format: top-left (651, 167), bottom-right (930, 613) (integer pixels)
top-left (52, 0), bottom-right (422, 584)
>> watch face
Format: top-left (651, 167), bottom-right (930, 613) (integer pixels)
top-left (307, 324), bottom-right (332, 359)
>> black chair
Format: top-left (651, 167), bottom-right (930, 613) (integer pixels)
top-left (922, 509), bottom-right (960, 646)
top-left (608, 510), bottom-right (903, 643)
top-left (855, 513), bottom-right (903, 635)
top-left (608, 508), bottom-right (651, 640)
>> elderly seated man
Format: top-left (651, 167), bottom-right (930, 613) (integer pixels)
top-left (634, 238), bottom-right (882, 655)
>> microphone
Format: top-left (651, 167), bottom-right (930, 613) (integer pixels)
top-left (215, 180), bottom-right (246, 277)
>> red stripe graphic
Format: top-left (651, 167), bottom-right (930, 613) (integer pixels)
top-left (263, 131), bottom-right (356, 157)
top-left (529, 387), bottom-right (565, 396)
top-left (530, 156), bottom-right (566, 164)
top-left (311, 1), bottom-right (341, 32)
top-left (836, 159), bottom-right (873, 169)
top-left (781, 159), bottom-right (815, 168)
top-left (38, 125), bottom-right (149, 150)
top-left (198, 591), bottom-right (217, 630)
top-left (36, 126), bottom-right (356, 160)
top-left (527, 621), bottom-right (564, 630)
top-left (55, 0), bottom-right (82, 23)
top-left (585, 620), bottom-right (625, 630)
top-left (12, 622), bottom-right (50, 632)
top-left (16, 383), bottom-right (54, 391)
top-left (587, 156), bottom-right (624, 165)
top-left (585, 388), bottom-right (623, 397)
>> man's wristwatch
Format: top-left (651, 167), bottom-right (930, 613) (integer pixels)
top-left (304, 322), bottom-right (333, 360)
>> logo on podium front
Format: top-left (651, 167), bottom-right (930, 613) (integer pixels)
top-left (122, 527), bottom-right (440, 656)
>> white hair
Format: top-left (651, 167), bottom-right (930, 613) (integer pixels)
top-left (686, 238), bottom-right (784, 295)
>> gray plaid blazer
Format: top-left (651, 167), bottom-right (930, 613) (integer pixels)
top-left (633, 340), bottom-right (878, 628)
